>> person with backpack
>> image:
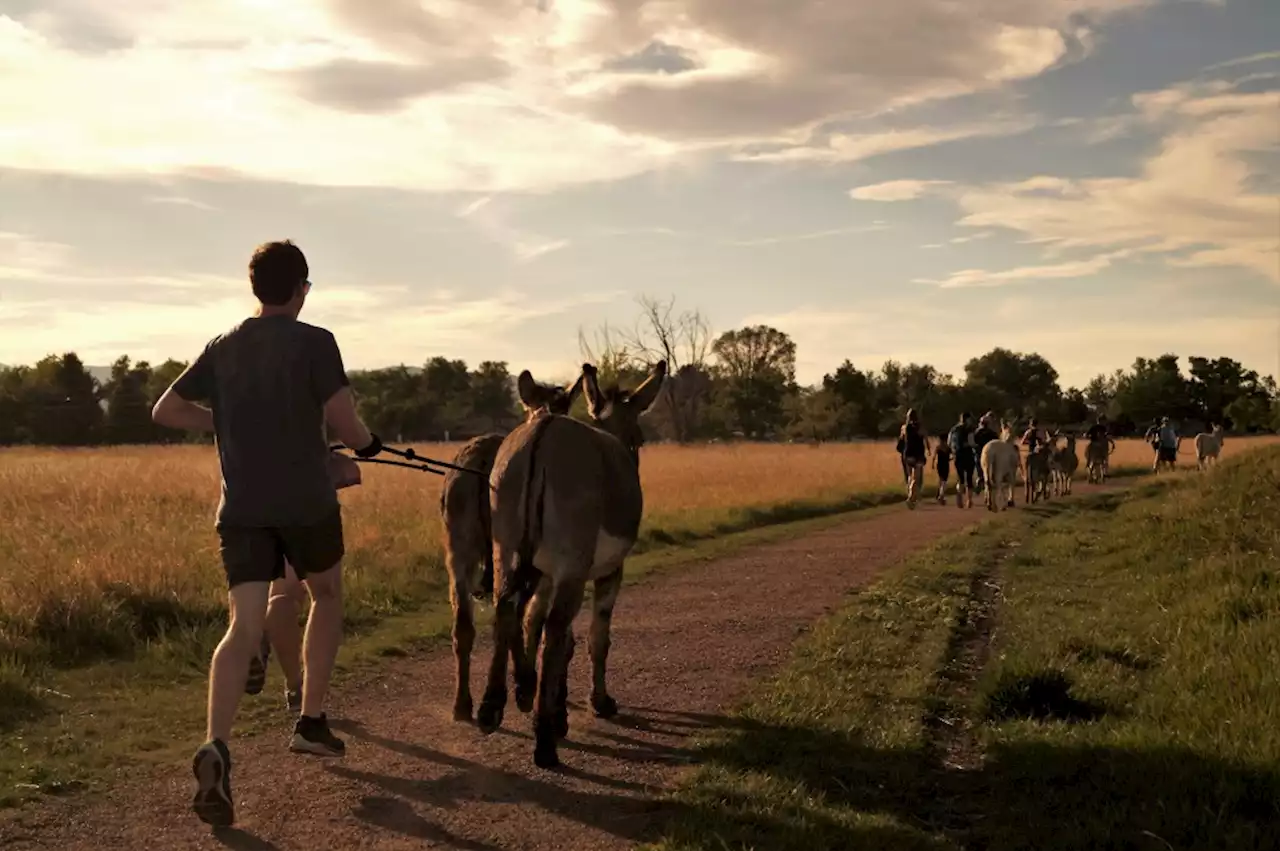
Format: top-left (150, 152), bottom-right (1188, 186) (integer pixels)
top-left (947, 412), bottom-right (977, 508)
top-left (1156, 416), bottom-right (1180, 472)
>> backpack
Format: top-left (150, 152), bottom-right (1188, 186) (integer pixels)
top-left (948, 424), bottom-right (970, 457)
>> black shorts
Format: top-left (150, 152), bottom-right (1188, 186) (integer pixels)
top-left (937, 461), bottom-right (951, 480)
top-left (1158, 446), bottom-right (1177, 463)
top-left (216, 507), bottom-right (344, 589)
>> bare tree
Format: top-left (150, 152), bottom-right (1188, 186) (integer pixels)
top-left (621, 294), bottom-right (712, 374)
top-left (618, 294), bottom-right (714, 443)
top-left (577, 322), bottom-right (639, 387)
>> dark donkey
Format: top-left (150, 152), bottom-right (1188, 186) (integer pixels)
top-left (437, 370), bottom-right (583, 723)
top-left (476, 360), bottom-right (667, 768)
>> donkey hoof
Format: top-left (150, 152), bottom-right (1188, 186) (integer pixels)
top-left (515, 677), bottom-right (537, 714)
top-left (476, 691), bottom-right (506, 734)
top-left (554, 709), bottom-right (570, 740)
top-left (533, 716), bottom-right (562, 768)
top-left (533, 736), bottom-right (561, 769)
top-left (452, 697), bottom-right (474, 723)
top-left (591, 693), bottom-right (619, 719)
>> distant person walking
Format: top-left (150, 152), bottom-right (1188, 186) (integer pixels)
top-left (1155, 416), bottom-right (1180, 473)
top-left (947, 411), bottom-right (977, 508)
top-left (899, 408), bottom-right (929, 509)
top-left (1143, 417), bottom-right (1161, 472)
top-left (971, 412), bottom-right (998, 494)
top-left (151, 239), bottom-right (383, 829)
top-left (1083, 414), bottom-right (1116, 482)
top-left (933, 438), bottom-right (952, 505)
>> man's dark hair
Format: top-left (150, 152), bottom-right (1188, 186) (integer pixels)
top-left (249, 240), bottom-right (309, 306)
top-left (960, 411), bottom-right (971, 421)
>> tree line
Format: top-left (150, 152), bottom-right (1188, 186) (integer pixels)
top-left (2, 295), bottom-right (1276, 447)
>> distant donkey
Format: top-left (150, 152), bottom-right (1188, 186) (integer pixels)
top-left (437, 371), bottom-right (583, 723)
top-left (477, 359), bottom-right (667, 769)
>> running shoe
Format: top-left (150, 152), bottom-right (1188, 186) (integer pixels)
top-left (289, 713), bottom-right (345, 757)
top-left (191, 739), bottom-right (234, 827)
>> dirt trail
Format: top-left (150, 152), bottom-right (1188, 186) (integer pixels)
top-left (0, 490), bottom-right (1103, 851)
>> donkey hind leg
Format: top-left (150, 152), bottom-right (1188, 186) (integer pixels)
top-left (518, 574), bottom-right (552, 713)
top-left (446, 546), bottom-right (477, 722)
top-left (552, 626), bottom-right (574, 740)
top-left (588, 568), bottom-right (624, 719)
top-left (533, 578), bottom-right (587, 769)
top-left (477, 546), bottom-right (530, 735)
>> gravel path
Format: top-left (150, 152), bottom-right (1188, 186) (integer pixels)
top-left (0, 491), bottom-right (1089, 851)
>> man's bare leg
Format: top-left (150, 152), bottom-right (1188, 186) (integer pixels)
top-left (192, 580), bottom-right (270, 827)
top-left (288, 562), bottom-right (346, 756)
top-left (266, 566), bottom-right (307, 709)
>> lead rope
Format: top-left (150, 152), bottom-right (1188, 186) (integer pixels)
top-left (328, 443), bottom-right (487, 478)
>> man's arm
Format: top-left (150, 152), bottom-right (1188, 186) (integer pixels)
top-left (313, 331), bottom-right (379, 455)
top-left (152, 345), bottom-right (216, 432)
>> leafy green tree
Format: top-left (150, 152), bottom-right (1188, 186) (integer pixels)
top-left (964, 347), bottom-right (1061, 418)
top-left (711, 325), bottom-right (797, 438)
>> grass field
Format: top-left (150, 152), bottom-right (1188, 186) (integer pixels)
top-left (0, 435), bottom-right (1273, 807)
top-left (648, 444), bottom-right (1280, 851)
top-left (1, 435), bottom-right (1239, 676)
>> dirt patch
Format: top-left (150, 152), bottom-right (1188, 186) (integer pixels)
top-left (922, 538), bottom-right (1011, 774)
top-left (0, 488), bottom-right (1119, 851)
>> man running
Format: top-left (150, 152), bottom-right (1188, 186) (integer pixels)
top-left (947, 411), bottom-right (977, 508)
top-left (151, 240), bottom-right (382, 828)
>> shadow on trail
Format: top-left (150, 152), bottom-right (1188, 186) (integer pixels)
top-left (211, 827), bottom-right (281, 851)
top-left (326, 720), bottom-right (680, 845)
top-left (352, 796), bottom-right (501, 851)
top-left (658, 716), bottom-right (1280, 851)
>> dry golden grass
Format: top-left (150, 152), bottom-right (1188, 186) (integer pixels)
top-left (0, 435), bottom-right (1275, 671)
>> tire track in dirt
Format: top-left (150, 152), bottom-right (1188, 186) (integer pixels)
top-left (0, 487), bottom-right (1120, 851)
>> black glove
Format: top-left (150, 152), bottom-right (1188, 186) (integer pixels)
top-left (354, 433), bottom-right (383, 458)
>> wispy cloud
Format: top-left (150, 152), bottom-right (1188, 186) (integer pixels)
top-left (916, 250), bottom-right (1130, 289)
top-left (902, 76), bottom-right (1280, 285)
top-left (144, 194), bottom-right (215, 211)
top-left (725, 222), bottom-right (889, 247)
top-left (734, 119), bottom-right (1038, 164)
top-left (849, 180), bottom-right (953, 202)
top-left (454, 195), bottom-right (571, 263)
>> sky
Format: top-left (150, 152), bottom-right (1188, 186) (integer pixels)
top-left (0, 0), bottom-right (1277, 390)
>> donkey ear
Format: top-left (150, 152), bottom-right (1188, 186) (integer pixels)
top-left (516, 370), bottom-right (544, 412)
top-left (630, 360), bottom-right (667, 414)
top-left (563, 372), bottom-right (585, 409)
top-left (581, 362), bottom-right (605, 418)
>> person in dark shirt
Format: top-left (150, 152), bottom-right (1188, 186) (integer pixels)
top-left (971, 413), bottom-right (998, 493)
top-left (152, 240), bottom-right (382, 828)
top-left (1021, 417), bottom-right (1046, 453)
top-left (947, 412), bottom-right (977, 508)
top-left (1083, 415), bottom-right (1116, 482)
top-left (899, 408), bottom-right (929, 509)
top-left (933, 439), bottom-right (952, 505)
top-left (1143, 418), bottom-right (1162, 471)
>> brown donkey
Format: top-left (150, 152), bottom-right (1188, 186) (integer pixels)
top-left (477, 360), bottom-right (667, 769)
top-left (437, 371), bottom-right (583, 723)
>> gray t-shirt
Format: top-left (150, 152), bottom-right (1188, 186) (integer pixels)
top-left (172, 314), bottom-right (350, 528)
